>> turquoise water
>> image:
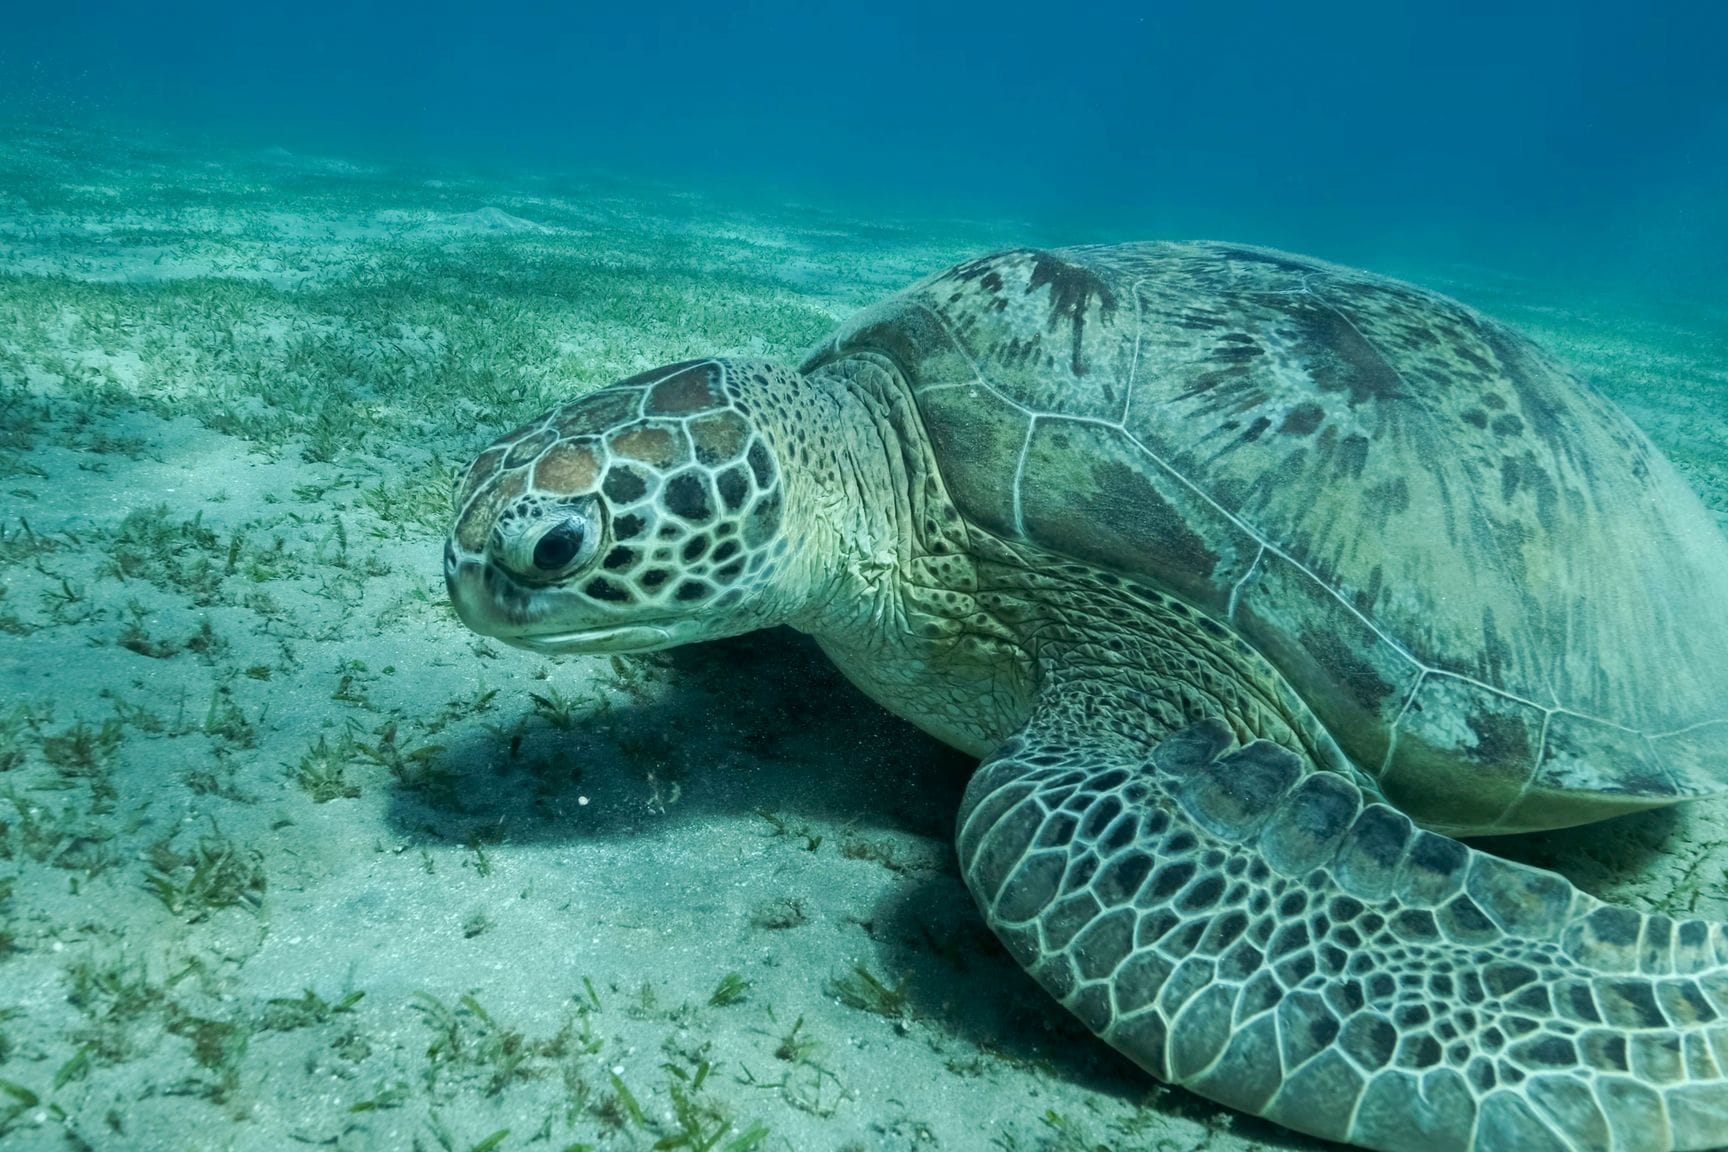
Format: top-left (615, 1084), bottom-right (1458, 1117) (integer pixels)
top-left (7, 1), bottom-right (1727, 293)
top-left (2, 5), bottom-right (1728, 1152)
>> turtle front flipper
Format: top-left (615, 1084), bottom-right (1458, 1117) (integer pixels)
top-left (959, 711), bottom-right (1728, 1152)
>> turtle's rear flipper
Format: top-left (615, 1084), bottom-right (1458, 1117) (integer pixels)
top-left (958, 711), bottom-right (1728, 1152)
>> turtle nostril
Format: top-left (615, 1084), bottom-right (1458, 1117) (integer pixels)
top-left (532, 520), bottom-right (585, 571)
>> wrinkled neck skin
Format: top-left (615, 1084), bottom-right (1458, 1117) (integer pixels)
top-left (791, 355), bottom-right (1354, 783)
top-left (776, 354), bottom-right (920, 641)
top-left (787, 353), bottom-right (1034, 755)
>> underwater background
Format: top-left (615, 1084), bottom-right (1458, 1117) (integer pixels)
top-left (1, 2), bottom-right (1725, 1150)
top-left (8, 0), bottom-right (1728, 293)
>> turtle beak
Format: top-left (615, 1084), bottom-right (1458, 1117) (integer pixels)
top-left (444, 539), bottom-right (498, 636)
top-left (445, 544), bottom-right (547, 638)
top-left (507, 624), bottom-right (677, 654)
top-left (444, 537), bottom-right (683, 654)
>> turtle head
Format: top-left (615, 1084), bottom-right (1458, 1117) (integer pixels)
top-left (445, 359), bottom-right (822, 655)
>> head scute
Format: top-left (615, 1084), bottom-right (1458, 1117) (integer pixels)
top-left (444, 358), bottom-right (811, 654)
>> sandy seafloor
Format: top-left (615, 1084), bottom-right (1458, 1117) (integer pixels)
top-left (0, 123), bottom-right (1726, 1152)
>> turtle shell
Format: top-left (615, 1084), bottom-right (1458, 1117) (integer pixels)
top-left (801, 242), bottom-right (1728, 834)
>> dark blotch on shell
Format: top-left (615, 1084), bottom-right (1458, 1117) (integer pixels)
top-left (1026, 250), bottom-right (1118, 376)
top-left (1279, 402), bottom-right (1325, 436)
top-left (1274, 295), bottom-right (1405, 407)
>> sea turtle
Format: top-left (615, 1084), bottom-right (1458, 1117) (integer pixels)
top-left (444, 242), bottom-right (1728, 1152)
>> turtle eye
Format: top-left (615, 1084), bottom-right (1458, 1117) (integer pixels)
top-left (499, 501), bottom-right (601, 581)
top-left (533, 520), bottom-right (585, 571)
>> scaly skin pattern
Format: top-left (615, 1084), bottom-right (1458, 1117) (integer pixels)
top-left (962, 709), bottom-right (1728, 1152)
top-left (445, 246), bottom-right (1728, 1151)
top-left (954, 556), bottom-right (1728, 1152)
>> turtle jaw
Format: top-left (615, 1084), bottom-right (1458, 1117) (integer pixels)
top-left (445, 547), bottom-right (695, 655)
top-left (503, 623), bottom-right (679, 655)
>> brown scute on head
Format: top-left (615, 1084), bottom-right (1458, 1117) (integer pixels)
top-left (503, 426), bottom-right (558, 469)
top-left (607, 422), bottom-right (687, 469)
top-left (613, 358), bottom-right (707, 389)
top-left (455, 469), bottom-right (527, 554)
top-left (645, 361), bottom-right (727, 415)
top-left (531, 439), bottom-right (601, 495)
top-left (483, 416), bottom-right (545, 453)
top-left (552, 387), bottom-right (644, 438)
top-left (689, 409), bottom-right (751, 465)
top-left (456, 445), bottom-right (508, 508)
